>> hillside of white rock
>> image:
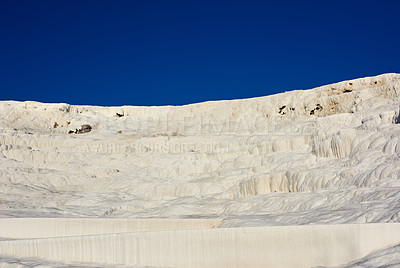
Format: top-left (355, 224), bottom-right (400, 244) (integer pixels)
top-left (1, 73), bottom-right (400, 267)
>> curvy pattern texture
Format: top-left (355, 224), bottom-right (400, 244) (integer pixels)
top-left (1, 73), bottom-right (400, 267)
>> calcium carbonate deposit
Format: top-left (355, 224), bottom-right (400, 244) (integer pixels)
top-left (1, 73), bottom-right (400, 267)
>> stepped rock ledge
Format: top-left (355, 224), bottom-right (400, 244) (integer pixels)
top-left (1, 73), bottom-right (400, 267)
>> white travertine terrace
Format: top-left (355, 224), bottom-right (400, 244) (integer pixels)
top-left (1, 73), bottom-right (400, 267)
top-left (1, 223), bottom-right (400, 268)
top-left (0, 218), bottom-right (222, 239)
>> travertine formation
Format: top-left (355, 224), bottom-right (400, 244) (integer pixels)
top-left (1, 73), bottom-right (400, 267)
top-left (1, 223), bottom-right (400, 268)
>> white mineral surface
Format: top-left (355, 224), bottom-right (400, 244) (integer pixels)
top-left (1, 73), bottom-right (400, 267)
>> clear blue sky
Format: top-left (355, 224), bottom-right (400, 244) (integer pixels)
top-left (1, 0), bottom-right (399, 106)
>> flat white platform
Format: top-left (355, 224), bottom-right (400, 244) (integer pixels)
top-left (0, 218), bottom-right (222, 239)
top-left (1, 219), bottom-right (400, 268)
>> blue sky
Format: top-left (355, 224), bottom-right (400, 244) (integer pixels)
top-left (1, 0), bottom-right (399, 106)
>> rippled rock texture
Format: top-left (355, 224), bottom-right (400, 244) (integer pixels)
top-left (1, 73), bottom-right (400, 267)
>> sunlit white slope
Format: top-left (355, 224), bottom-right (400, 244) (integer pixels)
top-left (1, 73), bottom-right (399, 223)
top-left (0, 73), bottom-right (400, 267)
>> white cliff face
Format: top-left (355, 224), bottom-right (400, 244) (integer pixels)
top-left (1, 73), bottom-right (400, 267)
top-left (2, 223), bottom-right (400, 268)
